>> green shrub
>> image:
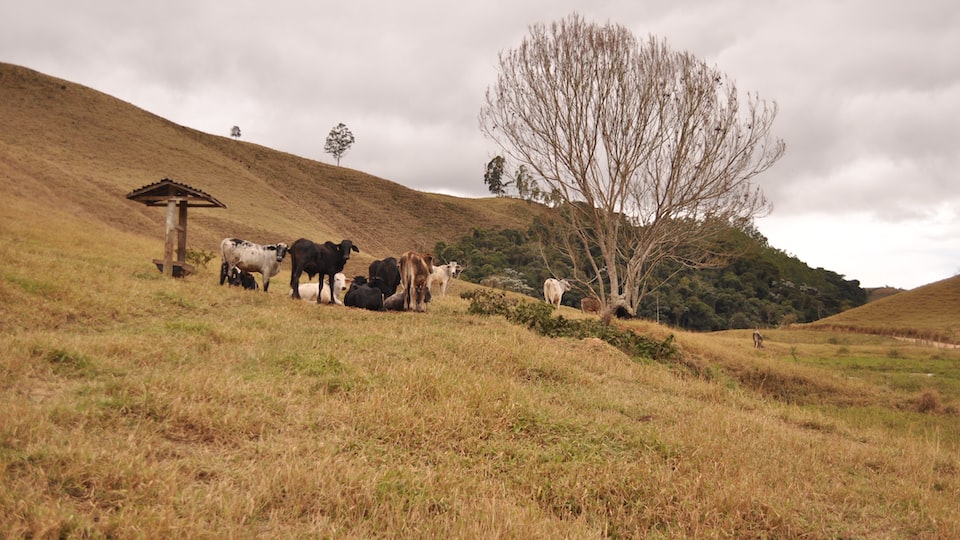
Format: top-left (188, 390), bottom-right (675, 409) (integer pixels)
top-left (462, 289), bottom-right (677, 362)
top-left (185, 247), bottom-right (216, 269)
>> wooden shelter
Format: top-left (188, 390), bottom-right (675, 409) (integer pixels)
top-left (126, 178), bottom-right (226, 277)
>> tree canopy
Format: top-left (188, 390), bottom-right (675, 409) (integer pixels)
top-left (324, 122), bottom-right (355, 166)
top-left (435, 225), bottom-right (865, 330)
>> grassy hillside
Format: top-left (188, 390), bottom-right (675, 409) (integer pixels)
top-left (804, 276), bottom-right (960, 345)
top-left (0, 62), bottom-right (545, 270)
top-left (2, 62), bottom-right (959, 537)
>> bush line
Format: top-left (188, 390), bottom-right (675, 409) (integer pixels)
top-left (462, 289), bottom-right (678, 362)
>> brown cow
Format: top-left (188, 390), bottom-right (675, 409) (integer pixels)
top-left (399, 251), bottom-right (434, 312)
top-left (580, 297), bottom-right (601, 314)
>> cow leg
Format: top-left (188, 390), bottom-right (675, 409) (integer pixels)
top-left (219, 261), bottom-right (229, 285)
top-left (262, 275), bottom-right (270, 292)
top-left (322, 272), bottom-right (333, 304)
top-left (290, 269), bottom-right (302, 299)
top-left (415, 284), bottom-right (426, 312)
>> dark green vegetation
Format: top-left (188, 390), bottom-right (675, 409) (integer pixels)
top-left (436, 225), bottom-right (867, 330)
top-left (463, 289), bottom-right (678, 362)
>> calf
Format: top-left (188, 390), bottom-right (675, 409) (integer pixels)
top-left (753, 331), bottom-right (764, 348)
top-left (221, 262), bottom-right (259, 290)
top-left (343, 277), bottom-right (385, 311)
top-left (580, 297), bottom-right (601, 314)
top-left (428, 261), bottom-right (462, 297)
top-left (543, 278), bottom-right (571, 310)
top-left (369, 257), bottom-right (402, 297)
top-left (219, 238), bottom-right (288, 292)
top-left (399, 250), bottom-right (433, 312)
top-left (289, 238), bottom-right (359, 304)
top-left (291, 272), bottom-right (348, 305)
top-left (384, 288), bottom-right (431, 311)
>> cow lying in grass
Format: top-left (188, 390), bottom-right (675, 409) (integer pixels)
top-left (291, 273), bottom-right (348, 305)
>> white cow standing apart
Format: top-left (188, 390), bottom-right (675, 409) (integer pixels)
top-left (291, 273), bottom-right (348, 305)
top-left (543, 278), bottom-right (571, 310)
top-left (428, 261), bottom-right (462, 297)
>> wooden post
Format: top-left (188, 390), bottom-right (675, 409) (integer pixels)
top-left (163, 199), bottom-right (176, 277)
top-left (177, 199), bottom-right (188, 263)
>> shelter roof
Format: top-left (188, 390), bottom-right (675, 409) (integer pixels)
top-left (125, 178), bottom-right (226, 208)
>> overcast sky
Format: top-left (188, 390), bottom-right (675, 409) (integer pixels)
top-left (3, 1), bottom-right (958, 290)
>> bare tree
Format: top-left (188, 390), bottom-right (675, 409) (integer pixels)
top-left (324, 123), bottom-right (355, 166)
top-left (479, 14), bottom-right (785, 314)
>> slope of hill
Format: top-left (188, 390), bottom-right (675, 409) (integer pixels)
top-left (0, 62), bottom-right (545, 269)
top-left (866, 285), bottom-right (905, 303)
top-left (804, 275), bottom-right (960, 345)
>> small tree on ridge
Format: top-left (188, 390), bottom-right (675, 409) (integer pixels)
top-left (324, 123), bottom-right (355, 166)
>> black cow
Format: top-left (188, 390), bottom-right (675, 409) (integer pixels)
top-left (368, 257), bottom-right (401, 297)
top-left (343, 277), bottom-right (385, 311)
top-left (289, 239), bottom-right (359, 304)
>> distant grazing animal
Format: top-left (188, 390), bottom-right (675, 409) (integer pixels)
top-left (383, 288), bottom-right (431, 311)
top-left (543, 278), bottom-right (571, 309)
top-left (219, 238), bottom-right (288, 292)
top-left (399, 251), bottom-right (434, 312)
top-left (428, 261), bottom-right (462, 297)
top-left (291, 272), bottom-right (348, 305)
top-left (289, 238), bottom-right (359, 304)
top-left (580, 297), bottom-right (601, 314)
top-left (369, 257), bottom-right (402, 297)
top-left (753, 331), bottom-right (764, 348)
top-left (343, 277), bottom-right (385, 311)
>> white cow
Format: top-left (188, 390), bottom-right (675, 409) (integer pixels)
top-left (290, 273), bottom-right (348, 305)
top-left (220, 238), bottom-right (288, 292)
top-left (428, 261), bottom-right (462, 297)
top-left (543, 278), bottom-right (571, 310)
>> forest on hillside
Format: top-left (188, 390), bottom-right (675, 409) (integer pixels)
top-left (434, 224), bottom-right (867, 331)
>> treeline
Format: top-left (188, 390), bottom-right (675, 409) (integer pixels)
top-left (434, 226), bottom-right (866, 331)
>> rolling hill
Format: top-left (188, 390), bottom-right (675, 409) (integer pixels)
top-left (804, 274), bottom-right (960, 345)
top-left (0, 62), bottom-right (546, 271)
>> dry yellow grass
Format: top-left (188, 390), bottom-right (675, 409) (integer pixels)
top-left (2, 61), bottom-right (960, 538)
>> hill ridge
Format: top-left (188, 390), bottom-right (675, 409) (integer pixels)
top-left (0, 61), bottom-right (546, 268)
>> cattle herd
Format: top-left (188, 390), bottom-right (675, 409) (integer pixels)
top-left (219, 237), bottom-right (467, 313)
top-left (219, 237), bottom-right (585, 313)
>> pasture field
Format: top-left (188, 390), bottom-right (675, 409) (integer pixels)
top-left (2, 62), bottom-right (959, 538)
top-left (1, 198), bottom-right (959, 539)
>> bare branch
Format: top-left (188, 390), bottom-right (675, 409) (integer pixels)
top-left (480, 14), bottom-right (785, 313)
